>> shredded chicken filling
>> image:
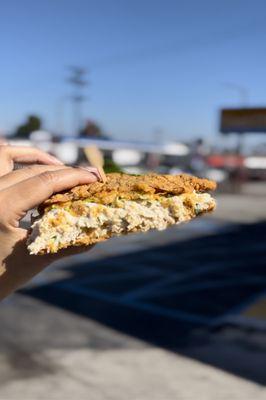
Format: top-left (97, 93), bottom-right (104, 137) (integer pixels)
top-left (28, 193), bottom-right (215, 254)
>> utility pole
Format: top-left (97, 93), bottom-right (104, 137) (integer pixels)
top-left (67, 66), bottom-right (88, 135)
top-left (222, 82), bottom-right (250, 154)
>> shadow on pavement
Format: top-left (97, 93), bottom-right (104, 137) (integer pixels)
top-left (22, 220), bottom-right (266, 385)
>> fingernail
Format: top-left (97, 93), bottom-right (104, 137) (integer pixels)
top-left (79, 166), bottom-right (101, 180)
top-left (97, 166), bottom-right (107, 183)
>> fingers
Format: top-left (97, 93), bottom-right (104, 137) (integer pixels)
top-left (0, 145), bottom-right (63, 176)
top-left (6, 146), bottom-right (63, 165)
top-left (0, 165), bottom-right (102, 191)
top-left (0, 165), bottom-right (70, 191)
top-left (1, 167), bottom-right (99, 224)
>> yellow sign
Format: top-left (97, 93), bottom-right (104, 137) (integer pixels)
top-left (220, 108), bottom-right (266, 134)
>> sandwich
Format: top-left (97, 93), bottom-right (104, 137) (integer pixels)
top-left (28, 173), bottom-right (216, 255)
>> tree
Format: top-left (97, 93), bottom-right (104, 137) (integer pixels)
top-left (14, 115), bottom-right (42, 138)
top-left (79, 120), bottom-right (108, 139)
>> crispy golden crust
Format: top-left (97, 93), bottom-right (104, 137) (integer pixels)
top-left (42, 173), bottom-right (216, 209)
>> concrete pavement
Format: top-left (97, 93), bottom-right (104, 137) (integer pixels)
top-left (1, 295), bottom-right (266, 400)
top-left (1, 183), bottom-right (266, 400)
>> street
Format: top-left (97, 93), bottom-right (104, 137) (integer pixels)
top-left (1, 183), bottom-right (266, 399)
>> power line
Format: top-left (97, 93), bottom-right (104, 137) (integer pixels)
top-left (89, 20), bottom-right (266, 70)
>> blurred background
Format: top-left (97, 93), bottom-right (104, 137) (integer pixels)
top-left (1, 0), bottom-right (266, 399)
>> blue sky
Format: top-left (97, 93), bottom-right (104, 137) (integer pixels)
top-left (1, 0), bottom-right (266, 142)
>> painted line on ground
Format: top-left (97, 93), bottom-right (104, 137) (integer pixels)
top-left (121, 259), bottom-right (249, 301)
top-left (55, 282), bottom-right (211, 324)
top-left (142, 277), bottom-right (266, 299)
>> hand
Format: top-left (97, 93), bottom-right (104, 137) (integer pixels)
top-left (0, 146), bottom-right (100, 299)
